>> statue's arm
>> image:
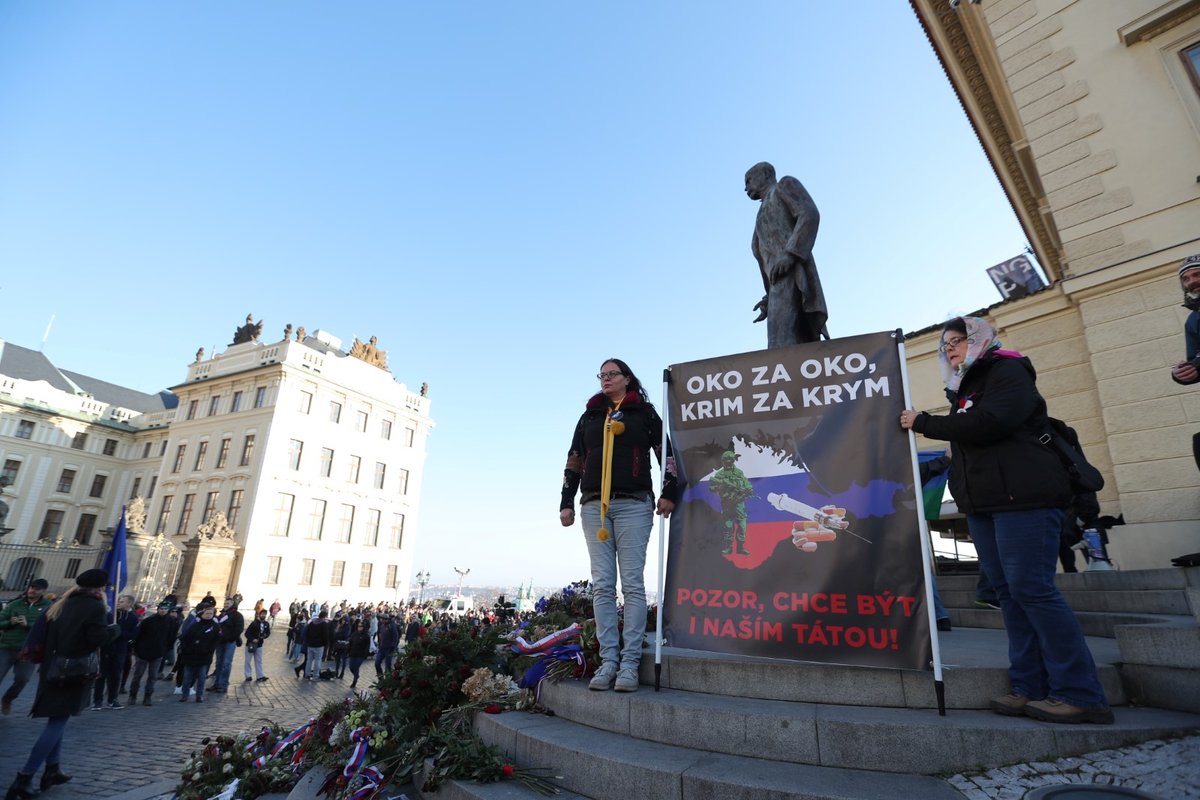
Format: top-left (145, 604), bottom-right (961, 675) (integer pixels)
top-left (777, 176), bottom-right (820, 260)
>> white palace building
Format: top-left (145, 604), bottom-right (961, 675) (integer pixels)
top-left (0, 318), bottom-right (433, 607)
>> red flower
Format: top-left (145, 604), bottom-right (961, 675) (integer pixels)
top-left (501, 765), bottom-right (514, 777)
top-left (400, 688), bottom-right (412, 699)
top-left (483, 704), bottom-right (502, 714)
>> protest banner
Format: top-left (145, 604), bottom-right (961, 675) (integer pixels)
top-left (662, 331), bottom-right (932, 671)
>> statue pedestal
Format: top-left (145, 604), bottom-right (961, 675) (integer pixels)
top-left (175, 536), bottom-right (240, 607)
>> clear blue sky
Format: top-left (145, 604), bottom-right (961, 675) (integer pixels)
top-left (0, 2), bottom-right (1028, 590)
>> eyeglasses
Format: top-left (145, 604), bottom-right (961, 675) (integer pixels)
top-left (939, 336), bottom-right (970, 353)
top-left (597, 371), bottom-right (624, 380)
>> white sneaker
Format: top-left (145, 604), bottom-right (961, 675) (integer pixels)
top-left (614, 667), bottom-right (639, 692)
top-left (173, 687), bottom-right (183, 695)
top-left (588, 662), bottom-right (618, 691)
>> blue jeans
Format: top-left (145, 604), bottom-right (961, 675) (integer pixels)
top-left (212, 642), bottom-right (236, 689)
top-left (581, 496), bottom-right (654, 670)
top-left (22, 715), bottom-right (69, 774)
top-left (968, 508), bottom-right (1108, 709)
top-left (930, 578), bottom-right (948, 621)
top-left (181, 664), bottom-right (209, 698)
top-left (305, 646), bottom-right (325, 679)
top-left (0, 647), bottom-right (35, 703)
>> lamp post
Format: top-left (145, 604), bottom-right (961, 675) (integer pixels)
top-left (415, 569), bottom-right (430, 604)
top-left (453, 567), bottom-right (470, 598)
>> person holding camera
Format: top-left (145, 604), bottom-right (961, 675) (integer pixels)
top-left (1170, 254), bottom-right (1200, 471)
top-left (0, 578), bottom-right (51, 716)
top-left (243, 608), bottom-right (270, 682)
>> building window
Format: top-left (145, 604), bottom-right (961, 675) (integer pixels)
top-left (298, 390), bottom-right (313, 414)
top-left (359, 562), bottom-right (373, 588)
top-left (331, 561), bottom-right (345, 587)
top-left (1184, 42), bottom-right (1200, 89)
top-left (288, 439), bottom-right (304, 471)
top-left (329, 401), bottom-right (342, 423)
top-left (176, 493), bottom-right (196, 536)
top-left (64, 558), bottom-right (81, 580)
top-left (227, 489), bottom-right (244, 528)
top-left (307, 499), bottom-right (326, 540)
top-left (172, 444), bottom-right (186, 473)
top-left (266, 557), bottom-right (281, 585)
top-left (301, 559), bottom-right (316, 586)
top-left (385, 565), bottom-right (398, 589)
top-left (129, 476), bottom-right (141, 500)
top-left (320, 447), bottom-right (334, 478)
top-left (160, 440), bottom-right (168, 456)
top-left (365, 509), bottom-right (381, 546)
top-left (38, 510), bottom-right (64, 541)
top-left (74, 513), bottom-right (97, 545)
top-left (147, 475), bottom-right (158, 499)
top-left (390, 513), bottom-right (405, 549)
top-left (272, 493), bottom-right (295, 536)
top-left (1, 459), bottom-right (20, 486)
top-left (15, 420), bottom-right (34, 439)
top-left (103, 438), bottom-right (118, 456)
top-left (216, 438), bottom-right (231, 469)
top-left (231, 391), bottom-right (243, 412)
top-left (254, 387), bottom-right (268, 408)
top-left (56, 469), bottom-right (76, 494)
top-left (202, 491), bottom-right (219, 523)
top-left (356, 410), bottom-right (368, 432)
top-left (142, 441), bottom-right (152, 459)
top-left (71, 432), bottom-right (88, 450)
top-left (208, 395), bottom-right (221, 417)
top-left (347, 455), bottom-right (361, 484)
top-left (186, 399), bottom-right (199, 420)
top-left (156, 496), bottom-right (174, 534)
top-left (405, 427), bottom-right (415, 447)
top-left (193, 440), bottom-right (209, 471)
top-left (374, 462), bottom-right (386, 490)
top-left (380, 419), bottom-right (392, 440)
top-left (89, 474), bottom-right (107, 498)
top-left (397, 468), bottom-right (410, 495)
top-left (337, 504), bottom-right (354, 543)
top-left (240, 434), bottom-right (255, 466)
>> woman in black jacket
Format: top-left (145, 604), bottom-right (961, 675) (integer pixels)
top-left (176, 605), bottom-right (220, 702)
top-left (6, 569), bottom-right (118, 800)
top-left (346, 619), bottom-right (372, 689)
top-left (900, 317), bottom-right (1111, 724)
top-left (559, 358), bottom-right (677, 694)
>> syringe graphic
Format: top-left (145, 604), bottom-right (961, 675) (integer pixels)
top-left (766, 492), bottom-right (872, 549)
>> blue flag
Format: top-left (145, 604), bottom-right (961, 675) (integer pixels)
top-left (101, 506), bottom-right (129, 609)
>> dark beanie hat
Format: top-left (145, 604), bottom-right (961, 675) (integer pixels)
top-left (76, 569), bottom-right (108, 589)
top-left (1180, 254), bottom-right (1200, 276)
top-left (29, 578), bottom-right (49, 590)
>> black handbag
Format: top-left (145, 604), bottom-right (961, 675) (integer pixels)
top-left (1039, 417), bottom-right (1104, 494)
top-left (45, 651), bottom-right (100, 684)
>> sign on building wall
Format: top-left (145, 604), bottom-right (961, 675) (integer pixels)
top-left (986, 253), bottom-right (1045, 301)
top-left (662, 332), bottom-right (932, 671)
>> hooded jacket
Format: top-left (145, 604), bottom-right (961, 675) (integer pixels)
top-left (913, 351), bottom-right (1071, 514)
top-left (1172, 291), bottom-right (1200, 385)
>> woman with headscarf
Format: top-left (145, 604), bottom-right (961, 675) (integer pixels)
top-left (560, 358), bottom-right (678, 693)
top-left (899, 316), bottom-right (1112, 724)
top-left (6, 569), bottom-right (118, 800)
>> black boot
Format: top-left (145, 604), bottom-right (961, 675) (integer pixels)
top-left (5, 772), bottom-right (40, 800)
top-left (39, 766), bottom-right (69, 791)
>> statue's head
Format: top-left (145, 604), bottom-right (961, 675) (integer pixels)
top-left (745, 162), bottom-right (776, 200)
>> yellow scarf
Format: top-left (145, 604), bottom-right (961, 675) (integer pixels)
top-left (595, 399), bottom-right (626, 542)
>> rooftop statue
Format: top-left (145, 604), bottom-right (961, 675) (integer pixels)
top-left (232, 314), bottom-right (264, 345)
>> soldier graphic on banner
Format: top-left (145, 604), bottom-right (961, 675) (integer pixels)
top-left (708, 451), bottom-right (753, 555)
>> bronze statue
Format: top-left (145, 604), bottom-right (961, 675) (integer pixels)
top-left (231, 314), bottom-right (264, 345)
top-left (745, 162), bottom-right (829, 347)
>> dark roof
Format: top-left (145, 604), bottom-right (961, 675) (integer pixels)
top-left (0, 342), bottom-right (76, 393)
top-left (61, 370), bottom-right (177, 412)
top-left (0, 340), bottom-right (175, 413)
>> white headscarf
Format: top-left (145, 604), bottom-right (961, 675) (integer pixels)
top-left (938, 316), bottom-right (1000, 392)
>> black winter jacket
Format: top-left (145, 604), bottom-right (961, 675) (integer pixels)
top-left (913, 352), bottom-right (1071, 514)
top-left (33, 591), bottom-right (119, 718)
top-left (561, 391), bottom-right (678, 509)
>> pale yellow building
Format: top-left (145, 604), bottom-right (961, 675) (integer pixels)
top-left (909, 0), bottom-right (1200, 566)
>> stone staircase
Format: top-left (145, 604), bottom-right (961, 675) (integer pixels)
top-left (418, 567), bottom-right (1200, 800)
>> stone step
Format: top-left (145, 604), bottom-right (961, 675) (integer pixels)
top-left (533, 677), bottom-right (1198, 776)
top-left (944, 604), bottom-right (1190, 638)
top-left (638, 631), bottom-right (1126, 709)
top-left (939, 586), bottom-right (1191, 616)
top-left (473, 709), bottom-right (967, 800)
